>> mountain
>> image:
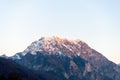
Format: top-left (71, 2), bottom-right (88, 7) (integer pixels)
top-left (12, 36), bottom-right (120, 80)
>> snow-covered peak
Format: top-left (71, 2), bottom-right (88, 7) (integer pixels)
top-left (23, 36), bottom-right (91, 56)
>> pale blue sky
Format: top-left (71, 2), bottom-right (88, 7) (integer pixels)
top-left (0, 0), bottom-right (120, 63)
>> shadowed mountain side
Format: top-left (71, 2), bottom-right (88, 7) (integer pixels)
top-left (0, 57), bottom-right (58, 80)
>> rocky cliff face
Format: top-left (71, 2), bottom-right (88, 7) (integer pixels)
top-left (12, 37), bottom-right (120, 80)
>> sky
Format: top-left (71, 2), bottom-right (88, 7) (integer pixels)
top-left (0, 0), bottom-right (120, 64)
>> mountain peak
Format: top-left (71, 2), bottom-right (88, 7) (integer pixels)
top-left (39, 36), bottom-right (83, 43)
top-left (23, 36), bottom-right (90, 56)
top-left (39, 36), bottom-right (62, 41)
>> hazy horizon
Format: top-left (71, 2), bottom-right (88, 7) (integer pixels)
top-left (0, 0), bottom-right (120, 64)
